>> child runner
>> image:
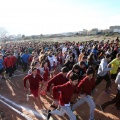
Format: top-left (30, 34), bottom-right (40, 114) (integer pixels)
top-left (72, 67), bottom-right (96, 120)
top-left (47, 73), bottom-right (79, 120)
top-left (46, 67), bottom-right (69, 107)
top-left (53, 53), bottom-right (58, 75)
top-left (11, 53), bottom-right (17, 75)
top-left (4, 53), bottom-right (13, 79)
top-left (28, 61), bottom-right (40, 75)
top-left (23, 67), bottom-right (45, 112)
top-left (46, 67), bottom-right (69, 94)
top-left (39, 61), bottom-right (50, 95)
top-left (95, 54), bottom-right (112, 93)
top-left (0, 54), bottom-right (5, 79)
top-left (66, 64), bottom-right (80, 79)
top-left (57, 51), bottom-right (63, 72)
top-left (108, 53), bottom-right (120, 82)
top-left (21, 51), bottom-right (30, 72)
top-left (78, 49), bottom-right (85, 62)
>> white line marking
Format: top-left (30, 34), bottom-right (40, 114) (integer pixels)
top-left (16, 70), bottom-right (23, 73)
top-left (0, 95), bottom-right (47, 120)
top-left (0, 99), bottom-right (32, 120)
top-left (13, 74), bottom-right (25, 77)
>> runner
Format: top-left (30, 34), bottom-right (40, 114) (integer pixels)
top-left (39, 61), bottom-right (50, 95)
top-left (72, 67), bottom-right (96, 120)
top-left (47, 73), bottom-right (79, 120)
top-left (23, 67), bottom-right (45, 112)
top-left (21, 50), bottom-right (30, 72)
top-left (108, 53), bottom-right (120, 82)
top-left (0, 54), bottom-right (5, 79)
top-left (46, 67), bottom-right (69, 108)
top-left (95, 54), bottom-right (112, 93)
top-left (4, 53), bottom-right (13, 79)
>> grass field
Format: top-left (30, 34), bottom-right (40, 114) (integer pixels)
top-left (36, 35), bottom-right (120, 43)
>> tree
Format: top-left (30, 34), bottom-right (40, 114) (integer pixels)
top-left (0, 27), bottom-right (8, 42)
top-left (22, 34), bottom-right (25, 39)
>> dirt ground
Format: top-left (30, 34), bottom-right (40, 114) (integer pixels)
top-left (0, 68), bottom-right (120, 120)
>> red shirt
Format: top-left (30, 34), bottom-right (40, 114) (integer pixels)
top-left (4, 57), bottom-right (13, 68)
top-left (43, 67), bottom-right (49, 81)
top-left (11, 56), bottom-right (17, 65)
top-left (23, 74), bottom-right (43, 90)
top-left (37, 69), bottom-right (40, 74)
top-left (53, 81), bottom-right (76, 106)
top-left (77, 76), bottom-right (96, 95)
top-left (47, 59), bottom-right (50, 70)
top-left (57, 56), bottom-right (62, 64)
top-left (28, 56), bottom-right (33, 62)
top-left (47, 72), bottom-right (67, 92)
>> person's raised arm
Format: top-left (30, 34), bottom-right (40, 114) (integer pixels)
top-left (101, 61), bottom-right (112, 72)
top-left (52, 84), bottom-right (66, 100)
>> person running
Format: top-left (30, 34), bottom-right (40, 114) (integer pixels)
top-left (0, 54), bottom-right (5, 79)
top-left (95, 54), bottom-right (112, 93)
top-left (39, 61), bottom-right (50, 95)
top-left (47, 73), bottom-right (79, 120)
top-left (78, 49), bottom-right (85, 62)
top-left (10, 53), bottom-right (17, 75)
top-left (66, 64), bottom-right (80, 79)
top-left (46, 67), bottom-right (69, 94)
top-left (28, 61), bottom-right (40, 75)
top-left (46, 67), bottom-right (69, 108)
top-left (100, 72), bottom-right (120, 111)
top-left (21, 50), bottom-right (30, 72)
top-left (108, 53), bottom-right (120, 81)
top-left (72, 67), bottom-right (96, 120)
top-left (4, 53), bottom-right (13, 79)
top-left (23, 67), bottom-right (45, 112)
top-left (57, 51), bottom-right (63, 72)
top-left (47, 51), bottom-right (54, 71)
top-left (77, 61), bottom-right (86, 80)
top-left (63, 56), bottom-right (75, 71)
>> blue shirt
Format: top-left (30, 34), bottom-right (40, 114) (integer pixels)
top-left (21, 53), bottom-right (30, 63)
top-left (91, 49), bottom-right (98, 55)
top-left (0, 59), bottom-right (4, 69)
top-left (1, 49), bottom-right (5, 56)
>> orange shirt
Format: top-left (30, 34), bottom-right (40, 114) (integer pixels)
top-left (78, 53), bottom-right (84, 62)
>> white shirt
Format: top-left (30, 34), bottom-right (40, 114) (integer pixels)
top-left (115, 72), bottom-right (120, 90)
top-left (79, 45), bottom-right (83, 50)
top-left (62, 47), bottom-right (67, 54)
top-left (48, 55), bottom-right (54, 67)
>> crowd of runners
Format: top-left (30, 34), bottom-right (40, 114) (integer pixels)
top-left (0, 37), bottom-right (120, 120)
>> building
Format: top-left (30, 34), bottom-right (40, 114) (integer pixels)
top-left (81, 29), bottom-right (88, 35)
top-left (9, 35), bottom-right (16, 40)
top-left (17, 34), bottom-right (22, 40)
top-left (109, 26), bottom-right (120, 33)
top-left (88, 28), bottom-right (98, 35)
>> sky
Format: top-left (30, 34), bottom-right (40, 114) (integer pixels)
top-left (0, 0), bottom-right (120, 35)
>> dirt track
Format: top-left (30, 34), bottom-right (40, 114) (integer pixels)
top-left (0, 69), bottom-right (120, 120)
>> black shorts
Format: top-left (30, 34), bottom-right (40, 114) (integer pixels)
top-left (0, 68), bottom-right (4, 74)
top-left (111, 74), bottom-right (117, 80)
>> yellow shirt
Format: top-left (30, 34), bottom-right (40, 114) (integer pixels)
top-left (110, 58), bottom-right (120, 74)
